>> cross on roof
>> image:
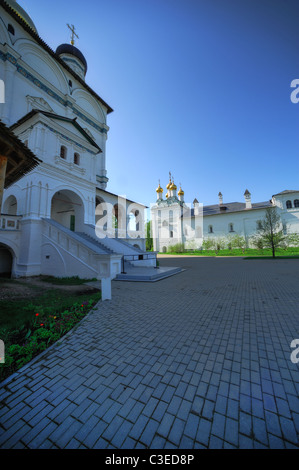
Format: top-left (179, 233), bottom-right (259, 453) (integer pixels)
top-left (67, 24), bottom-right (79, 46)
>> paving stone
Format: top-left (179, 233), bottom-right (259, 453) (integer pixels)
top-left (1, 257), bottom-right (299, 449)
top-left (279, 416), bottom-right (299, 445)
top-left (168, 417), bottom-right (185, 446)
top-left (196, 418), bottom-right (211, 446)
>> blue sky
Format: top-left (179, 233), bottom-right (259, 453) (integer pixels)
top-left (22, 0), bottom-right (299, 207)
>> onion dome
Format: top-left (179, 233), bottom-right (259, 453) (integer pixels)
top-left (170, 182), bottom-right (177, 191)
top-left (156, 183), bottom-right (163, 193)
top-left (178, 187), bottom-right (184, 196)
top-left (165, 193), bottom-right (169, 198)
top-left (56, 43), bottom-right (88, 79)
top-left (166, 179), bottom-right (172, 190)
top-left (6, 0), bottom-right (38, 33)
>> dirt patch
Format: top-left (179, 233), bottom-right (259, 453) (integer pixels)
top-left (0, 277), bottom-right (100, 301)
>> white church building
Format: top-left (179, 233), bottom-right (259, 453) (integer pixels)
top-left (151, 175), bottom-right (299, 252)
top-left (0, 0), bottom-right (154, 280)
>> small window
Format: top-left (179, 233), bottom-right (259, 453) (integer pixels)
top-left (170, 230), bottom-right (173, 238)
top-left (286, 200), bottom-right (292, 209)
top-left (74, 152), bottom-right (80, 165)
top-left (208, 225), bottom-right (213, 233)
top-left (8, 24), bottom-right (15, 35)
top-left (69, 79), bottom-right (73, 87)
top-left (294, 199), bottom-right (299, 208)
top-left (60, 145), bottom-right (67, 159)
top-left (229, 223), bottom-right (234, 232)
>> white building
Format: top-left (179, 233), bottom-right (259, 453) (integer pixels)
top-left (0, 0), bottom-right (154, 279)
top-left (151, 175), bottom-right (299, 252)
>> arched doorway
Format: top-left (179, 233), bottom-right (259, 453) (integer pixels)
top-left (95, 196), bottom-right (107, 228)
top-left (2, 195), bottom-right (17, 215)
top-left (0, 244), bottom-right (13, 278)
top-left (113, 203), bottom-right (125, 237)
top-left (51, 190), bottom-right (84, 232)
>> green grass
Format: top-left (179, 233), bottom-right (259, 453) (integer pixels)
top-left (0, 281), bottom-right (101, 382)
top-left (40, 275), bottom-right (97, 285)
top-left (161, 247), bottom-right (299, 257)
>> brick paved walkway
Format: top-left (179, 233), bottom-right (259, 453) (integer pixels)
top-left (0, 257), bottom-right (299, 449)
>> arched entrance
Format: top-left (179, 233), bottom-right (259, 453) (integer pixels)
top-left (113, 203), bottom-right (125, 237)
top-left (51, 190), bottom-right (84, 232)
top-left (95, 196), bottom-right (107, 228)
top-left (0, 244), bottom-right (13, 278)
top-left (2, 195), bottom-right (17, 215)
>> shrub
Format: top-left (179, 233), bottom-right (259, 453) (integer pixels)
top-left (0, 294), bottom-right (100, 382)
top-left (168, 243), bottom-right (185, 253)
top-left (202, 238), bottom-right (216, 251)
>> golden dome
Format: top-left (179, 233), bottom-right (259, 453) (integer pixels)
top-left (166, 180), bottom-right (172, 190)
top-left (156, 183), bottom-right (163, 193)
top-left (170, 182), bottom-right (177, 191)
top-left (165, 193), bottom-right (169, 198)
top-left (178, 187), bottom-right (184, 196)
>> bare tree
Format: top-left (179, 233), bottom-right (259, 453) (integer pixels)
top-left (254, 207), bottom-right (287, 258)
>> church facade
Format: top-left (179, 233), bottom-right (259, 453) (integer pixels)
top-left (151, 176), bottom-right (299, 252)
top-left (0, 0), bottom-right (152, 279)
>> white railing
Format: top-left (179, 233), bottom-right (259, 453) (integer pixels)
top-left (42, 218), bottom-right (122, 280)
top-left (0, 215), bottom-right (22, 231)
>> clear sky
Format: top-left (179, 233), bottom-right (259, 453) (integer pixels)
top-left (22, 0), bottom-right (299, 208)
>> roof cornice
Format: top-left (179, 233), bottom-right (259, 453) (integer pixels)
top-left (0, 0), bottom-right (113, 114)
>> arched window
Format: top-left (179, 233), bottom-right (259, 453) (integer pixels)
top-left (208, 225), bottom-right (213, 233)
top-left (74, 152), bottom-right (80, 165)
top-left (229, 223), bottom-right (234, 232)
top-left (286, 200), bottom-right (292, 209)
top-left (8, 24), bottom-right (15, 35)
top-left (294, 199), bottom-right (299, 208)
top-left (60, 145), bottom-right (67, 159)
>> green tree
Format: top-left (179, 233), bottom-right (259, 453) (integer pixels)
top-left (215, 236), bottom-right (226, 252)
top-left (254, 207), bottom-right (287, 258)
top-left (146, 220), bottom-right (153, 251)
top-left (202, 238), bottom-right (216, 251)
top-left (287, 232), bottom-right (299, 247)
top-left (230, 234), bottom-right (246, 253)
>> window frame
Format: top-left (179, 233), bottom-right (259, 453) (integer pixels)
top-left (74, 152), bottom-right (80, 166)
top-left (60, 145), bottom-right (67, 160)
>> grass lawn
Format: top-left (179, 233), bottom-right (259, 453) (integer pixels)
top-left (0, 288), bottom-right (101, 330)
top-left (0, 276), bottom-right (101, 382)
top-left (160, 247), bottom-right (299, 257)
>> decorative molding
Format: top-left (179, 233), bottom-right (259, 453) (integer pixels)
top-left (35, 120), bottom-right (98, 155)
top-left (54, 155), bottom-right (86, 175)
top-left (84, 127), bottom-right (96, 141)
top-left (0, 51), bottom-right (108, 135)
top-left (26, 95), bottom-right (54, 113)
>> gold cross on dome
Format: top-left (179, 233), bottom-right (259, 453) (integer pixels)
top-left (67, 24), bottom-right (79, 46)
